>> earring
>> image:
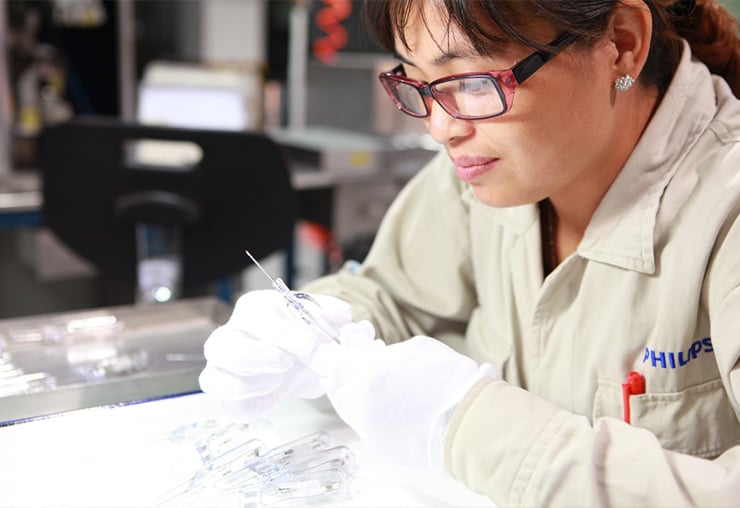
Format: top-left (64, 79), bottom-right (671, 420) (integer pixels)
top-left (614, 74), bottom-right (635, 92)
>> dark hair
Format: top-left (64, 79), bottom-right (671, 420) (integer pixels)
top-left (363, 0), bottom-right (740, 98)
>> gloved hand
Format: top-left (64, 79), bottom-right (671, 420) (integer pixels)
top-left (316, 335), bottom-right (496, 469)
top-left (198, 289), bottom-right (356, 422)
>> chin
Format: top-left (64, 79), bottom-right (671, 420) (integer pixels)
top-left (471, 186), bottom-right (530, 208)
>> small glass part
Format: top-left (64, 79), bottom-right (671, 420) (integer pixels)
top-left (168, 419), bottom-right (223, 443)
top-left (240, 466), bottom-right (352, 507)
top-left (75, 349), bottom-right (149, 382)
top-left (0, 352), bottom-right (56, 397)
top-left (5, 314), bottom-right (121, 344)
top-left (158, 437), bottom-right (265, 505)
top-left (195, 422), bottom-right (256, 464)
top-left (244, 250), bottom-right (341, 343)
top-left (0, 371), bottom-right (57, 397)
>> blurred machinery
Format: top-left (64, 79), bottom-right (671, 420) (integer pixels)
top-left (40, 117), bottom-right (298, 304)
top-left (272, 0), bottom-right (439, 280)
top-left (0, 0), bottom-right (439, 317)
top-left (137, 61), bottom-right (263, 132)
top-left (4, 0), bottom-right (83, 170)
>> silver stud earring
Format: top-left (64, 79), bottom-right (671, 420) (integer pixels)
top-left (614, 74), bottom-right (635, 91)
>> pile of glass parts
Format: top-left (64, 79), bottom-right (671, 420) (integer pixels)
top-left (0, 298), bottom-right (229, 423)
top-left (0, 350), bottom-right (57, 397)
top-left (0, 313), bottom-right (146, 395)
top-left (159, 420), bottom-right (355, 507)
top-left (0, 314), bottom-right (123, 397)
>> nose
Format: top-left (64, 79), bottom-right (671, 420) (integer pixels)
top-left (424, 100), bottom-right (473, 145)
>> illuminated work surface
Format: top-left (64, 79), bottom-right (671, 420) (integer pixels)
top-left (0, 392), bottom-right (493, 508)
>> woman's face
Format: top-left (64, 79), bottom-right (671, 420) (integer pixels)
top-left (394, 8), bottom-right (624, 207)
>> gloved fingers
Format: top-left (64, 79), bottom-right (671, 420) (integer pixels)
top-left (227, 290), bottom-right (327, 358)
top-left (267, 293), bottom-right (355, 347)
top-left (318, 346), bottom-right (377, 394)
top-left (198, 365), bottom-right (284, 399)
top-left (199, 357), bottom-right (326, 401)
top-left (280, 365), bottom-right (326, 399)
top-left (338, 320), bottom-right (377, 347)
top-left (320, 335), bottom-right (487, 467)
top-left (209, 364), bottom-right (326, 423)
top-left (231, 290), bottom-right (352, 326)
top-left (310, 343), bottom-right (342, 378)
top-left (231, 288), bottom-right (284, 315)
top-left (301, 294), bottom-right (353, 329)
top-left (322, 335), bottom-right (479, 402)
top-left (310, 321), bottom-right (381, 376)
top-left (478, 362), bottom-right (497, 379)
top-left (220, 395), bottom-right (281, 423)
top-left (203, 326), bottom-right (294, 374)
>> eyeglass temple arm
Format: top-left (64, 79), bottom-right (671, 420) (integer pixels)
top-left (512, 32), bottom-right (578, 84)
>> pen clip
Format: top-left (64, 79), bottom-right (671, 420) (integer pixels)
top-left (621, 371), bottom-right (645, 424)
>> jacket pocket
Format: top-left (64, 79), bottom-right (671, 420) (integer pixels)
top-left (593, 378), bottom-right (740, 458)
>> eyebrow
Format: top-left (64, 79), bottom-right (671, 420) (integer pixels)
top-left (392, 52), bottom-right (413, 65)
top-left (392, 49), bottom-right (472, 68)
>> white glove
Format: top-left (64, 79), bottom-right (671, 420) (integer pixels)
top-left (198, 289), bottom-right (354, 422)
top-left (317, 335), bottom-right (495, 469)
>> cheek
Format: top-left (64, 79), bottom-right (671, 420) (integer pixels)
top-left (469, 67), bottom-right (615, 205)
top-left (523, 82), bottom-right (610, 169)
top-left (521, 56), bottom-right (612, 143)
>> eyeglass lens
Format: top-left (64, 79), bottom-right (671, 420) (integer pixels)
top-left (434, 78), bottom-right (504, 117)
top-left (393, 82), bottom-right (426, 116)
top-left (384, 75), bottom-right (507, 119)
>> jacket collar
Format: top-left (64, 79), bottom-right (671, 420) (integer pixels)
top-left (578, 40), bottom-right (716, 273)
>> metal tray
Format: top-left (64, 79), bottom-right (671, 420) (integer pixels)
top-left (0, 296), bottom-right (231, 424)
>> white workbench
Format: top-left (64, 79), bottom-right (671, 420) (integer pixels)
top-left (0, 392), bottom-right (493, 507)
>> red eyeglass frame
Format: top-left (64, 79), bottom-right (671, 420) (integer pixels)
top-left (378, 32), bottom-right (578, 120)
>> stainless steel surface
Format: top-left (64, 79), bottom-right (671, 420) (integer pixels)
top-left (269, 126), bottom-right (438, 243)
top-left (271, 126), bottom-right (388, 189)
top-left (0, 296), bottom-right (230, 423)
top-left (269, 126), bottom-right (438, 190)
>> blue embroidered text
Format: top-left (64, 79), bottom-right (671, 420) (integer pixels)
top-left (642, 338), bottom-right (713, 369)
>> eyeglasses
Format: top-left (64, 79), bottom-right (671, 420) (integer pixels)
top-left (378, 33), bottom-right (578, 120)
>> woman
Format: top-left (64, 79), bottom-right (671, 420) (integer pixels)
top-left (200, 0), bottom-right (740, 505)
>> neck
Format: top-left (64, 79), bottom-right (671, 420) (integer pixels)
top-left (544, 181), bottom-right (608, 268)
top-left (546, 87), bottom-right (660, 266)
top-left (540, 199), bottom-right (584, 274)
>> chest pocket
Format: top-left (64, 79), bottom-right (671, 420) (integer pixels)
top-left (593, 378), bottom-right (740, 458)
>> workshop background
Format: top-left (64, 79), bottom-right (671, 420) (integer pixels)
top-left (1, 0), bottom-right (739, 319)
top-left (0, 0), bottom-right (441, 318)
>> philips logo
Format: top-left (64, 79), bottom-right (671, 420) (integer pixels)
top-left (643, 337), bottom-right (713, 369)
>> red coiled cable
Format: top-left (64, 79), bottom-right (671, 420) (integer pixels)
top-left (312, 0), bottom-right (352, 65)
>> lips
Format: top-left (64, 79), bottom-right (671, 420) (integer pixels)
top-left (451, 156), bottom-right (499, 183)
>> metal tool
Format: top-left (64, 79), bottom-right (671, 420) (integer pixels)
top-left (244, 250), bottom-right (340, 343)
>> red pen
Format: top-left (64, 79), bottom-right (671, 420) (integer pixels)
top-left (622, 371), bottom-right (645, 424)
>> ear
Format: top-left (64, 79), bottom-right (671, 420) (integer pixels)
top-left (606, 0), bottom-right (653, 81)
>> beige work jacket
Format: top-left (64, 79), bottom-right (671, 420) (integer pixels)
top-left (304, 42), bottom-right (740, 506)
